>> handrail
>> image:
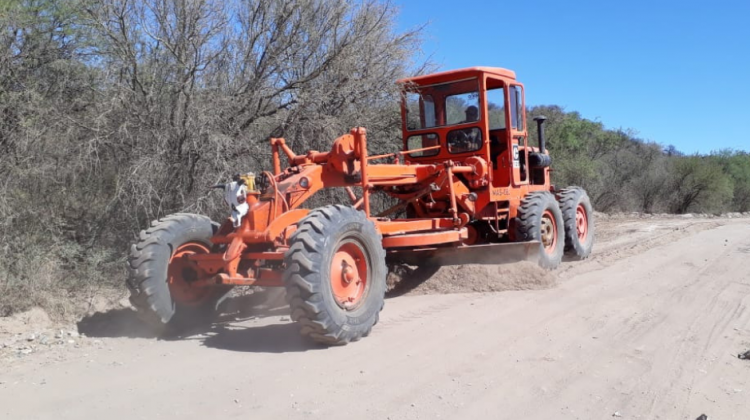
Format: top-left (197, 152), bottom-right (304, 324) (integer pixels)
top-left (400, 145), bottom-right (441, 155)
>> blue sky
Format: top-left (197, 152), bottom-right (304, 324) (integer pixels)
top-left (395, 0), bottom-right (750, 154)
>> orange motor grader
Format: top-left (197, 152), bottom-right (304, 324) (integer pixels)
top-left (127, 67), bottom-right (594, 345)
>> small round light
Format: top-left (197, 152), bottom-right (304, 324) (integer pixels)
top-left (299, 177), bottom-right (310, 188)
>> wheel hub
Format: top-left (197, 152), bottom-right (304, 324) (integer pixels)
top-left (330, 241), bottom-right (368, 310)
top-left (540, 210), bottom-right (558, 254)
top-left (341, 263), bottom-right (357, 284)
top-left (181, 266), bottom-right (198, 283)
top-left (168, 242), bottom-right (212, 306)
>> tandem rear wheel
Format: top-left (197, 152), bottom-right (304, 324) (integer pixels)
top-left (557, 187), bottom-right (595, 260)
top-left (515, 191), bottom-right (565, 269)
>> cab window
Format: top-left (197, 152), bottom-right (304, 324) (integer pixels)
top-left (405, 92), bottom-right (436, 130)
top-left (510, 85), bottom-right (524, 130)
top-left (406, 133), bottom-right (440, 157)
top-left (403, 78), bottom-right (480, 131)
top-left (447, 127), bottom-right (482, 154)
top-left (486, 86), bottom-right (505, 130)
top-left (446, 92), bottom-right (480, 125)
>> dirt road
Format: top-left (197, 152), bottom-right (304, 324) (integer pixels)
top-left (2, 215), bottom-right (750, 420)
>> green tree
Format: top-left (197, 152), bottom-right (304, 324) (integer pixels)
top-left (668, 156), bottom-right (733, 214)
top-left (712, 150), bottom-right (750, 212)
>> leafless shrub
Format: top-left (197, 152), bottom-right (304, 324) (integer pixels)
top-left (0, 0), bottom-right (428, 318)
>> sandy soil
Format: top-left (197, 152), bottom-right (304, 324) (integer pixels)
top-left (2, 214), bottom-right (750, 420)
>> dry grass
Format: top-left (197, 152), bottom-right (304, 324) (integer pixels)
top-left (0, 237), bottom-right (124, 321)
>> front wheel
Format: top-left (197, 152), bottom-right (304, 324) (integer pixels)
top-left (283, 205), bottom-right (386, 345)
top-left (127, 213), bottom-right (230, 334)
top-left (515, 192), bottom-right (565, 269)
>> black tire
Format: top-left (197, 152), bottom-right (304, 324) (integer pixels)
top-left (515, 191), bottom-right (565, 269)
top-left (557, 187), bottom-right (595, 260)
top-left (127, 213), bottom-right (230, 335)
top-left (283, 205), bottom-right (387, 345)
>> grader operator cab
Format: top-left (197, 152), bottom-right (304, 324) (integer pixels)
top-left (127, 67), bottom-right (595, 345)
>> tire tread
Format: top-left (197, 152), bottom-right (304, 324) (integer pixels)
top-left (283, 205), bottom-right (386, 345)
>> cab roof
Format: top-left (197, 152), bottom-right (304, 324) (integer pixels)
top-left (397, 66), bottom-right (517, 85)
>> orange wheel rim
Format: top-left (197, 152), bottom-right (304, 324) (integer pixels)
top-left (540, 210), bottom-right (558, 255)
top-left (575, 204), bottom-right (588, 241)
top-left (168, 242), bottom-right (212, 306)
top-left (330, 240), bottom-right (368, 310)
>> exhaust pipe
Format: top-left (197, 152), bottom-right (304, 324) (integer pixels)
top-left (533, 116), bottom-right (547, 154)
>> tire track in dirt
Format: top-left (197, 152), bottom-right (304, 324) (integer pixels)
top-left (2, 216), bottom-right (750, 420)
top-left (589, 223), bottom-right (750, 419)
top-left (558, 220), bottom-right (725, 279)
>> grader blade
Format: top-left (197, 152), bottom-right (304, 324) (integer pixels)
top-left (388, 241), bottom-right (542, 267)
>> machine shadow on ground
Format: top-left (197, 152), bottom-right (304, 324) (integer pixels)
top-left (199, 322), bottom-right (325, 353)
top-left (76, 270), bottom-right (441, 353)
top-left (77, 289), bottom-right (288, 340)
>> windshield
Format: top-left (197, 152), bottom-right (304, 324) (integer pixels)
top-left (404, 78), bottom-right (480, 132)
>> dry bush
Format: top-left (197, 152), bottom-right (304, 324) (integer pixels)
top-left (0, 0), bottom-right (429, 318)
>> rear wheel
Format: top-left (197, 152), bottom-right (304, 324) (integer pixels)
top-left (284, 205), bottom-right (386, 345)
top-left (515, 192), bottom-right (565, 269)
top-left (127, 213), bottom-right (230, 334)
top-left (557, 187), bottom-right (595, 260)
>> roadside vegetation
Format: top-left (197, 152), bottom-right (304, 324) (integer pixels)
top-left (1, 0), bottom-right (748, 318)
top-left (527, 106), bottom-right (750, 215)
